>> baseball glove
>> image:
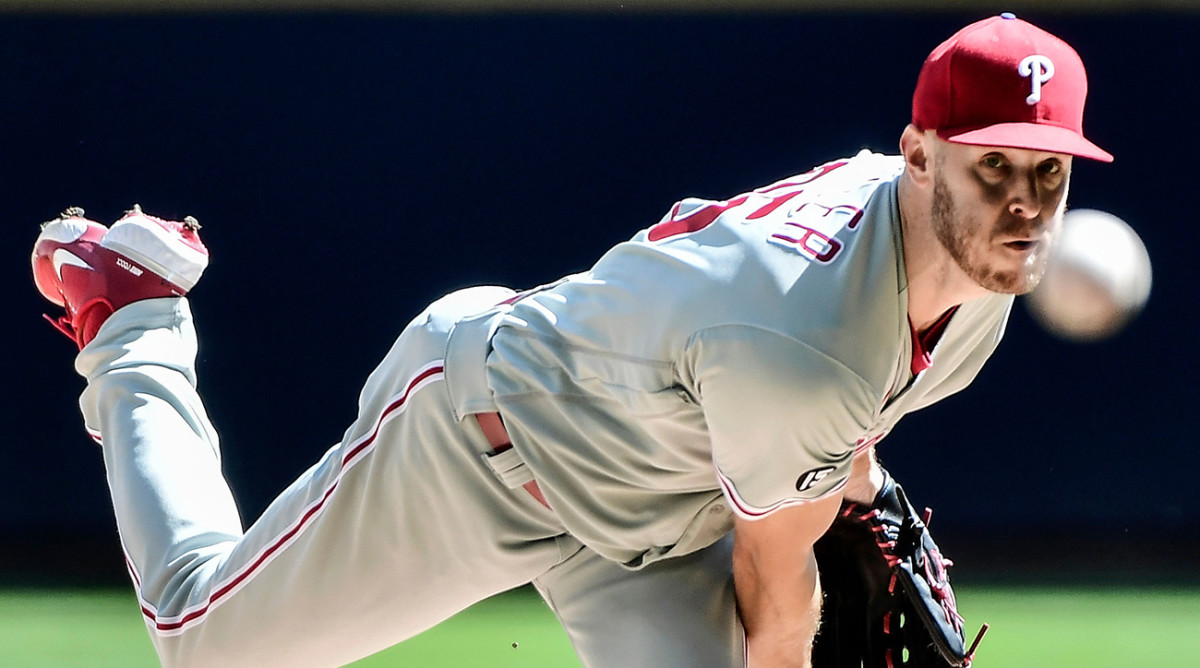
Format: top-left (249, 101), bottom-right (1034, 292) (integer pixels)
top-left (810, 468), bottom-right (987, 667)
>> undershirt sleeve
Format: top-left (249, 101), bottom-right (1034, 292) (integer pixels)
top-left (683, 324), bottom-right (878, 520)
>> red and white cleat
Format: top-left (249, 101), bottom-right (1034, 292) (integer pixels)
top-left (31, 205), bottom-right (209, 349)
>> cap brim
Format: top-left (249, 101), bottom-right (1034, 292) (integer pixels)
top-left (940, 122), bottom-right (1113, 163)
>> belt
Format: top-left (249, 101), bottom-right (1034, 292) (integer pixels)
top-left (474, 412), bottom-right (550, 509)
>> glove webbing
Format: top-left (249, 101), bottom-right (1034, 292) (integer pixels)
top-left (846, 503), bottom-right (965, 636)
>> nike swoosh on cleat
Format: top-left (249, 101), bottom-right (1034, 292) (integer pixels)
top-left (52, 248), bottom-right (94, 281)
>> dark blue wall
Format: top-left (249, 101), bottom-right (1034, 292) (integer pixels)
top-left (2, 11), bottom-right (1195, 579)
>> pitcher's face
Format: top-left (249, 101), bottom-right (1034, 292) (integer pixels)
top-left (930, 142), bottom-right (1072, 294)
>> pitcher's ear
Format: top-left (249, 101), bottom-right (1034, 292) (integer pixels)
top-left (900, 125), bottom-right (934, 188)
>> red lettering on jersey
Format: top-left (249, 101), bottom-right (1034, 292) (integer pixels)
top-left (647, 161), bottom-right (849, 242)
top-left (759, 160), bottom-right (848, 192)
top-left (647, 194), bottom-right (751, 241)
top-left (770, 223), bottom-right (843, 263)
top-left (745, 189), bottom-right (806, 220)
top-left (793, 202), bottom-right (863, 222)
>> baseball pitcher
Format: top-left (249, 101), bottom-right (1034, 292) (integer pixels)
top-left (31, 14), bottom-right (1111, 668)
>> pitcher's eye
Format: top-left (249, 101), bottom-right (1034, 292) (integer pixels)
top-left (1039, 160), bottom-right (1063, 175)
top-left (981, 154), bottom-right (1006, 169)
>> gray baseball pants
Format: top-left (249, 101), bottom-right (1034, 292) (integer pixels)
top-left (73, 291), bottom-right (745, 668)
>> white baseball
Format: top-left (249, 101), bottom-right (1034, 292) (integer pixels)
top-left (1024, 208), bottom-right (1152, 342)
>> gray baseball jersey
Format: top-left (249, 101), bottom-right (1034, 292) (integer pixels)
top-left (71, 150), bottom-right (1010, 668)
top-left (471, 150), bottom-right (1012, 568)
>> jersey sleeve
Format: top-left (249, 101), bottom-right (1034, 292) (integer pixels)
top-left (683, 324), bottom-right (878, 520)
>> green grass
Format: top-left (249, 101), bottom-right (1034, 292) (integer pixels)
top-left (959, 586), bottom-right (1200, 667)
top-left (1, 585), bottom-right (1197, 667)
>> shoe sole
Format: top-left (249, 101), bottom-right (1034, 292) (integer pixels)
top-left (102, 214), bottom-right (208, 292)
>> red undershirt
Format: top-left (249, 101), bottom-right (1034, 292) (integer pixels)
top-left (909, 306), bottom-right (959, 376)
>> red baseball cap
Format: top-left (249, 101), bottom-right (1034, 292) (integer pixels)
top-left (912, 13), bottom-right (1112, 162)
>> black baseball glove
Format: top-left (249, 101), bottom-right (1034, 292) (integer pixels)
top-left (810, 468), bottom-right (987, 667)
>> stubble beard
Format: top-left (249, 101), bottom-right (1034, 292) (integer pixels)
top-left (930, 174), bottom-right (1047, 295)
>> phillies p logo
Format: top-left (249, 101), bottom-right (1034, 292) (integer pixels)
top-left (1018, 55), bottom-right (1055, 105)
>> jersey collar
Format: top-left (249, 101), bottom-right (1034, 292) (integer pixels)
top-left (909, 306), bottom-right (959, 376)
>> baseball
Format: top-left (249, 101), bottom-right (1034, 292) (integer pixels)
top-left (1024, 208), bottom-right (1152, 342)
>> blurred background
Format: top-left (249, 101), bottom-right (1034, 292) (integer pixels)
top-left (1, 0), bottom-right (1195, 595)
